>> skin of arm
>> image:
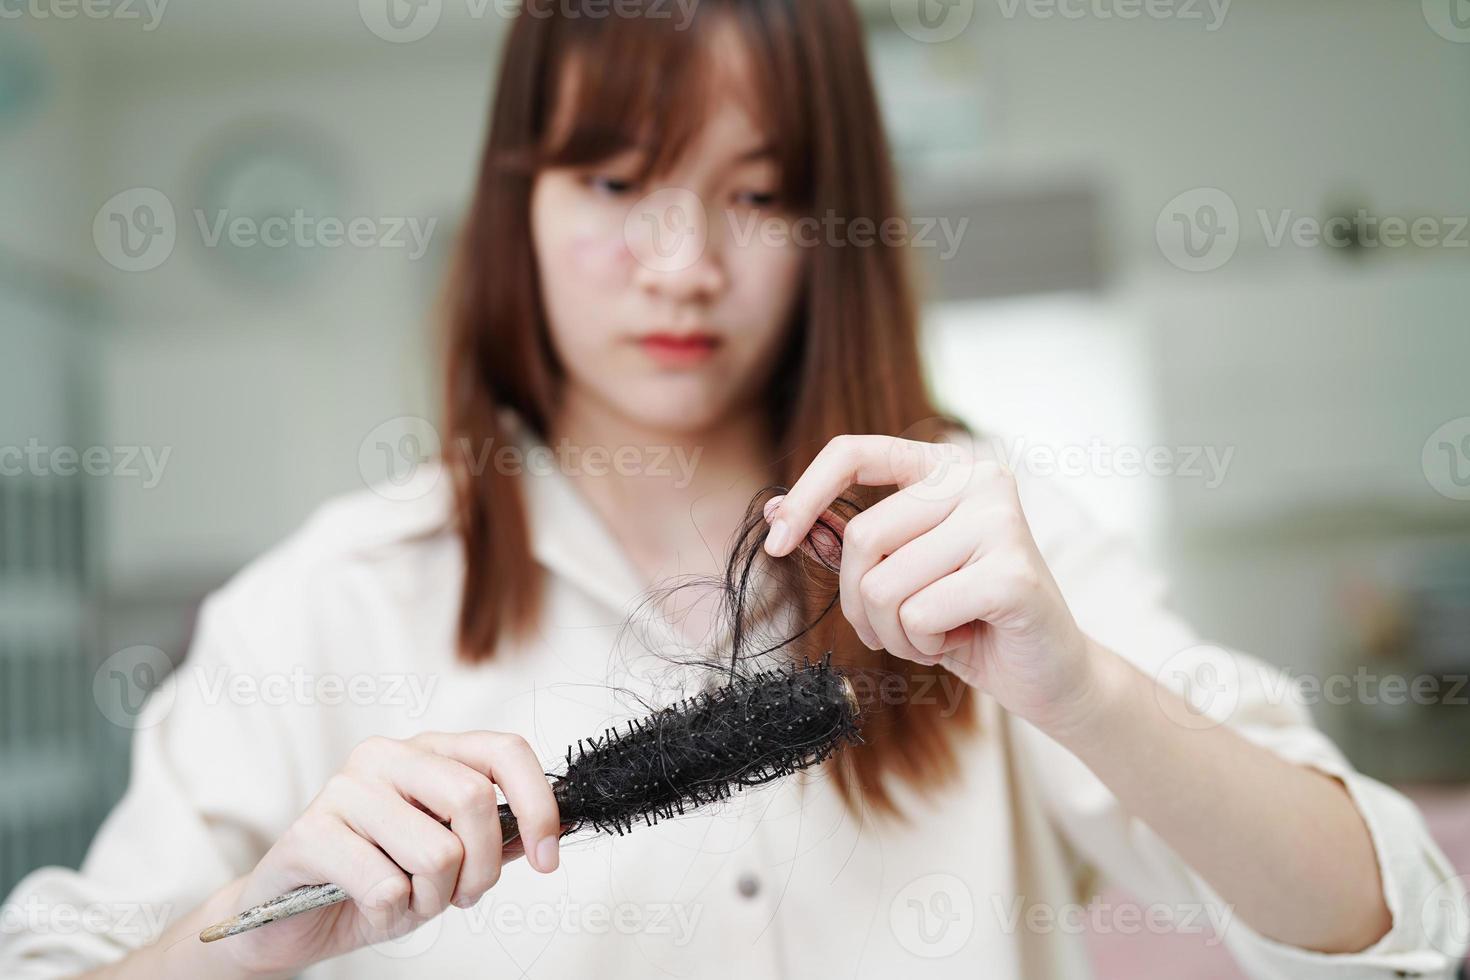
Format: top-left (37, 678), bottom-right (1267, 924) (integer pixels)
top-left (1055, 637), bottom-right (1390, 953)
top-left (82, 876), bottom-right (281, 980)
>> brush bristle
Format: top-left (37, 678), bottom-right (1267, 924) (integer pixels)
top-left (547, 655), bottom-right (862, 837)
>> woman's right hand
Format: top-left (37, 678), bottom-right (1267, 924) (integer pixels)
top-left (215, 731), bottom-right (562, 977)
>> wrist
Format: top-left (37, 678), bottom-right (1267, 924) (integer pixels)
top-left (1038, 637), bottom-right (1140, 748)
top-left (155, 877), bottom-right (290, 980)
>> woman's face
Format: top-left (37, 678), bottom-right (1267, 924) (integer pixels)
top-left (530, 33), bottom-right (805, 436)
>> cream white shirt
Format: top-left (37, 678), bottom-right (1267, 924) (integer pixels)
top-left (2, 420), bottom-right (1466, 979)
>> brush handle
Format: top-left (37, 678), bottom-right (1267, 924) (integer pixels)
top-left (199, 805), bottom-right (526, 943)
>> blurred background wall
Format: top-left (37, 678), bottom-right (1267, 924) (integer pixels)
top-left (1, 0), bottom-right (1467, 973)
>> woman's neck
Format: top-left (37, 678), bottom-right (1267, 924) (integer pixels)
top-left (547, 391), bottom-right (778, 590)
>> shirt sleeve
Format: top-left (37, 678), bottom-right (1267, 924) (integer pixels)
top-left (1009, 471), bottom-right (1470, 980)
top-left (0, 589), bottom-right (305, 978)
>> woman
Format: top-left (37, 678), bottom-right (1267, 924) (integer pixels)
top-left (4, 1), bottom-right (1465, 978)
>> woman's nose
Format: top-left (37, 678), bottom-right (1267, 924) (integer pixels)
top-left (625, 188), bottom-right (728, 303)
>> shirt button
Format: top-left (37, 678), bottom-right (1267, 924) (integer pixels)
top-left (736, 873), bottom-right (760, 899)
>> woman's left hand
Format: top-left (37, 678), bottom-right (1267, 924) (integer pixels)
top-left (763, 434), bottom-right (1108, 736)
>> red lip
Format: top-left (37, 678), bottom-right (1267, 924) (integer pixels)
top-left (635, 332), bottom-right (722, 368)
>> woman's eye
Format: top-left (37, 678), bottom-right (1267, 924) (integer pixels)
top-left (735, 190), bottom-right (780, 208)
top-left (586, 175), bottom-right (639, 197)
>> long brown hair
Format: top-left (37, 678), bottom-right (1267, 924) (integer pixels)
top-left (442, 0), bottom-right (977, 819)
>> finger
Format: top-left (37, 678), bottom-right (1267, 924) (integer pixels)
top-left (293, 812), bottom-right (411, 938)
top-left (326, 775), bottom-right (464, 921)
top-left (898, 550), bottom-right (1034, 653)
top-left (765, 436), bottom-right (951, 557)
top-left (857, 511), bottom-right (984, 662)
top-left (414, 731), bottom-right (562, 875)
top-left (840, 489), bottom-right (966, 651)
top-left (380, 751), bottom-right (503, 908)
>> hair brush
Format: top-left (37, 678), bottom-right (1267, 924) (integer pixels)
top-left (199, 655), bottom-right (862, 942)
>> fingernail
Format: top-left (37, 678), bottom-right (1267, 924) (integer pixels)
top-left (536, 836), bottom-right (559, 873)
top-left (765, 520), bottom-right (790, 555)
top-left (763, 495), bottom-right (786, 522)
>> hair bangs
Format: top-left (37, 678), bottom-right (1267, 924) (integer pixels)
top-left (525, 0), bottom-right (813, 204)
